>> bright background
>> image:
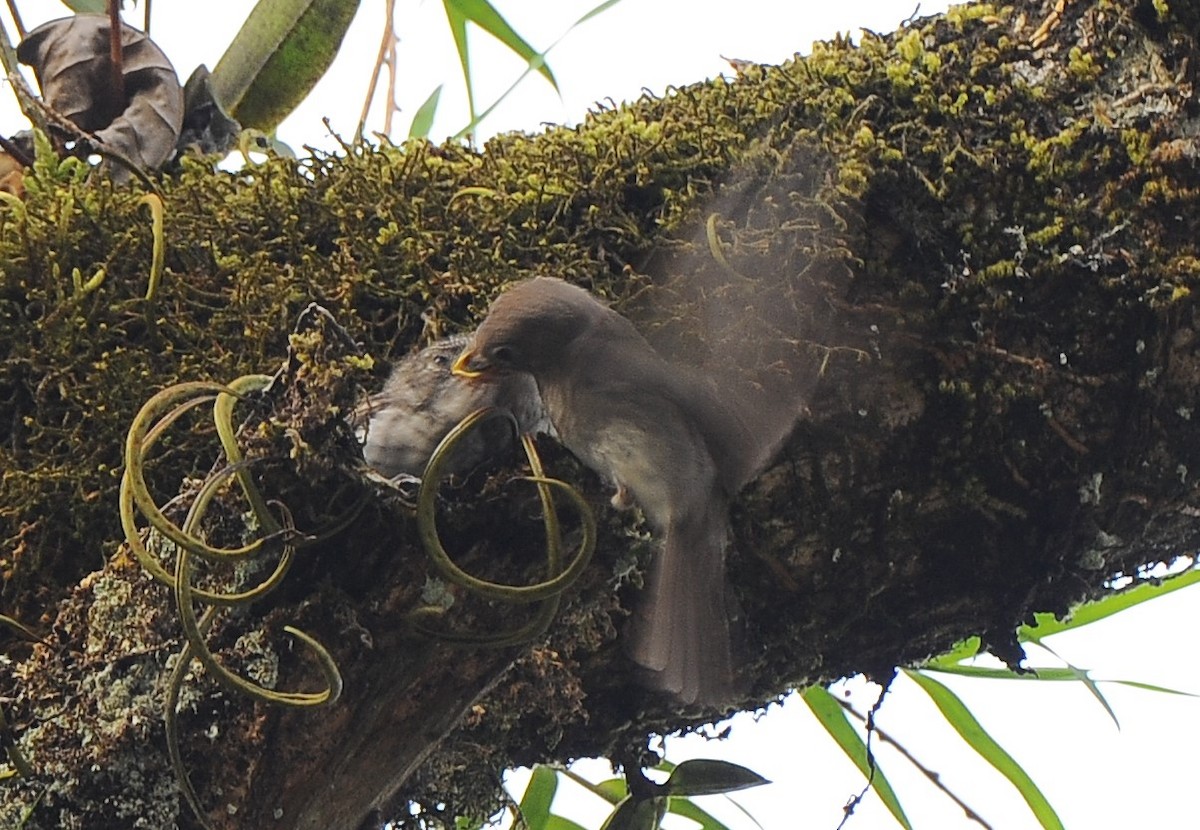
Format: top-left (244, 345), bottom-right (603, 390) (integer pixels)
top-left (4, 2), bottom-right (1200, 828)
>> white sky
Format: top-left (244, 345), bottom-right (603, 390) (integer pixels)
top-left (4, 2), bottom-right (1200, 829)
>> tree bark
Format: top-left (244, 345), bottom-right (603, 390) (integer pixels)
top-left (2, 0), bottom-right (1198, 827)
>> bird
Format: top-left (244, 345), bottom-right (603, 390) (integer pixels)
top-left (452, 277), bottom-right (761, 705)
top-left (356, 334), bottom-right (547, 479)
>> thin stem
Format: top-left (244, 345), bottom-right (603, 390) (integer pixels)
top-left (107, 0), bottom-right (126, 104)
top-left (357, 0), bottom-right (398, 142)
top-left (4, 0), bottom-right (24, 39)
top-left (838, 698), bottom-right (993, 829)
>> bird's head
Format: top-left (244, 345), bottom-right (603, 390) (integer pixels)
top-left (452, 278), bottom-right (606, 379)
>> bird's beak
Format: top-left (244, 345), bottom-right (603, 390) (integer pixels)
top-left (451, 347), bottom-right (486, 379)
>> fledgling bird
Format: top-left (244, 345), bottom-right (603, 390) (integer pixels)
top-left (356, 334), bottom-right (547, 479)
top-left (453, 277), bottom-right (761, 705)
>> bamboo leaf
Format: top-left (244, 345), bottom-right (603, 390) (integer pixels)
top-left (443, 0), bottom-right (556, 90)
top-left (927, 565), bottom-right (1200, 671)
top-left (1018, 566), bottom-right (1200, 640)
top-left (408, 85), bottom-right (443, 139)
top-left (924, 662), bottom-right (1199, 698)
top-left (575, 0), bottom-right (627, 26)
top-left (802, 687), bottom-right (913, 829)
top-left (441, 0), bottom-right (473, 120)
top-left (904, 670), bottom-right (1064, 830)
top-left (452, 0), bottom-right (627, 140)
top-left (1027, 637), bottom-right (1120, 729)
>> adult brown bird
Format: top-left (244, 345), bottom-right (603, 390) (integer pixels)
top-left (357, 334), bottom-right (547, 479)
top-left (453, 277), bottom-right (762, 705)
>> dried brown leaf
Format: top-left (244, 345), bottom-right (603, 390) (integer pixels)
top-left (17, 14), bottom-right (184, 182)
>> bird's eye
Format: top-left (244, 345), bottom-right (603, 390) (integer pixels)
top-left (490, 345), bottom-right (517, 365)
top-left (432, 354), bottom-right (450, 368)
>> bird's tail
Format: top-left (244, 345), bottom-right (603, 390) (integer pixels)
top-left (626, 505), bottom-right (742, 706)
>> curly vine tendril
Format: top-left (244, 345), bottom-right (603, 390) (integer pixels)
top-left (411, 408), bottom-right (596, 646)
top-left (122, 376), bottom-right (343, 830)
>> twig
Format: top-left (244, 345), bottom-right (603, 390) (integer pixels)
top-left (357, 0), bottom-right (399, 142)
top-left (382, 6), bottom-right (400, 137)
top-left (836, 695), bottom-right (993, 829)
top-left (4, 0), bottom-right (24, 39)
top-left (835, 682), bottom-right (891, 830)
top-left (16, 81), bottom-right (161, 194)
top-left (107, 0), bottom-right (126, 104)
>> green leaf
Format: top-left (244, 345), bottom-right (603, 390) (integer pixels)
top-left (1027, 637), bottom-right (1120, 728)
top-left (451, 0), bottom-right (627, 140)
top-left (599, 795), bottom-right (666, 830)
top-left (925, 664), bottom-right (1075, 680)
top-left (408, 85), bottom-right (443, 139)
top-left (441, 1), bottom-right (473, 119)
top-left (594, 776), bottom-right (629, 803)
top-left (1018, 565), bottom-right (1200, 640)
top-left (663, 759), bottom-right (769, 797)
top-left (667, 797), bottom-right (739, 830)
top-left (924, 662), bottom-right (1199, 701)
top-left (904, 669), bottom-right (1065, 830)
top-left (803, 687), bottom-right (913, 830)
top-left (556, 766), bottom-right (626, 805)
top-left (923, 636), bottom-right (984, 670)
top-left (543, 817), bottom-right (590, 830)
top-left (519, 765), bottom-right (559, 827)
top-left (443, 0), bottom-right (557, 96)
top-left (58, 0), bottom-right (106, 12)
top-left (927, 565), bottom-right (1200, 671)
top-left (1110, 678), bottom-right (1200, 696)
top-left (210, 0), bottom-right (362, 132)
top-left (574, 0), bottom-right (627, 26)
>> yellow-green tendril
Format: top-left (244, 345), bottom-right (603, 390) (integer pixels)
top-left (213, 374), bottom-right (283, 532)
top-left (165, 610), bottom-right (215, 830)
top-left (124, 379), bottom-right (279, 562)
top-left (124, 375), bottom-right (340, 703)
top-left (119, 462), bottom-right (295, 606)
top-left (412, 408), bottom-right (595, 646)
top-left (417, 409), bottom-right (596, 602)
top-left (705, 212), bottom-right (752, 281)
top-left (119, 388), bottom-right (294, 604)
top-left (174, 493), bottom-right (340, 706)
top-left (139, 193), bottom-right (165, 300)
top-left (123, 375), bottom-right (343, 828)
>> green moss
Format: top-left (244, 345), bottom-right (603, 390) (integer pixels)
top-left (1067, 46), bottom-right (1102, 81)
top-left (1027, 217), bottom-right (1065, 247)
top-left (1121, 128), bottom-right (1152, 165)
top-left (979, 259), bottom-right (1019, 281)
top-left (944, 2), bottom-right (1002, 27)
